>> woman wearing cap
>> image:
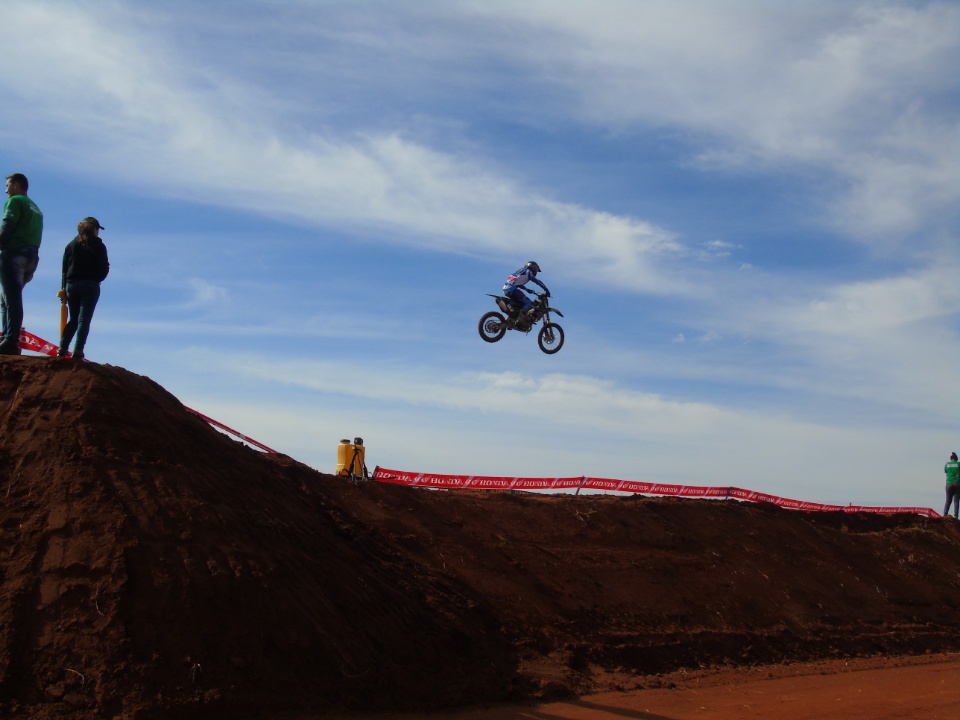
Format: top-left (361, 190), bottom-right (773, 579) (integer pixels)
top-left (57, 217), bottom-right (109, 360)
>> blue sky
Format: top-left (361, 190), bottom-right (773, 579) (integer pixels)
top-left (3, 0), bottom-right (957, 510)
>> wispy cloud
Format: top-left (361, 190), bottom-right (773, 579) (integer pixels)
top-left (174, 350), bottom-right (953, 507)
top-left (5, 2), bottom-right (955, 278)
top-left (0, 3), bottom-right (689, 294)
top-left (465, 1), bottom-right (960, 243)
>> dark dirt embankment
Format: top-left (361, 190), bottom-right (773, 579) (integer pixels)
top-left (2, 357), bottom-right (959, 719)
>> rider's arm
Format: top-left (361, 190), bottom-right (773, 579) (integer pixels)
top-left (532, 277), bottom-right (549, 294)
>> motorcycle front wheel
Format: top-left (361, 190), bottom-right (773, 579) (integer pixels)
top-left (479, 311), bottom-right (507, 342)
top-left (538, 322), bottom-right (564, 354)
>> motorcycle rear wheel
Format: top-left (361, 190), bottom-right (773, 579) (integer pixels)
top-left (479, 311), bottom-right (507, 342)
top-left (538, 322), bottom-right (564, 354)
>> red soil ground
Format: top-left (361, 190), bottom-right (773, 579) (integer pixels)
top-left (2, 357), bottom-right (959, 719)
top-left (326, 655), bottom-right (960, 719)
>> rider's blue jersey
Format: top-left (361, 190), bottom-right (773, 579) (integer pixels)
top-left (503, 266), bottom-right (548, 294)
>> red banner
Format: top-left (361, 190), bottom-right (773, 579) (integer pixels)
top-left (17, 329), bottom-right (59, 356)
top-left (582, 477), bottom-right (732, 498)
top-left (374, 467), bottom-right (585, 492)
top-left (373, 467), bottom-right (940, 518)
top-left (185, 407), bottom-right (278, 454)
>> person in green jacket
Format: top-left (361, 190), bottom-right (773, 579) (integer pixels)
top-left (0, 173), bottom-right (43, 355)
top-left (945, 452), bottom-right (960, 519)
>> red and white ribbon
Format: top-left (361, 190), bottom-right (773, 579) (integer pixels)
top-left (373, 467), bottom-right (940, 518)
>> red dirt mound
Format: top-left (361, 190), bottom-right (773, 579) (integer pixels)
top-left (2, 358), bottom-right (959, 720)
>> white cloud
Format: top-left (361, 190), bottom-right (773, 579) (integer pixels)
top-left (702, 263), bottom-right (960, 415)
top-left (4, 1), bottom-right (954, 283)
top-left (700, 240), bottom-right (739, 261)
top-left (0, 3), bottom-right (688, 295)
top-left (184, 279), bottom-right (229, 308)
top-left (175, 351), bottom-right (953, 508)
top-left (193, 354), bottom-right (738, 437)
top-left (465, 1), bottom-right (960, 242)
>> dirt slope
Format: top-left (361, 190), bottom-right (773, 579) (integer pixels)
top-left (1, 357), bottom-right (959, 719)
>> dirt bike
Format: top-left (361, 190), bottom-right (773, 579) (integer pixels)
top-left (478, 291), bottom-right (565, 354)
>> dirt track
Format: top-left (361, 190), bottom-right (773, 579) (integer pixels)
top-left (326, 656), bottom-right (960, 719)
top-left (2, 358), bottom-right (959, 719)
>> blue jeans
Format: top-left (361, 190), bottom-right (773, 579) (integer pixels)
top-left (60, 279), bottom-right (101, 355)
top-left (0, 245), bottom-right (39, 343)
top-left (945, 484), bottom-right (959, 518)
top-left (504, 286), bottom-right (531, 313)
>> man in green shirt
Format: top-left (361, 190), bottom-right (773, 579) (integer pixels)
top-left (0, 173), bottom-right (43, 355)
top-left (945, 452), bottom-right (960, 519)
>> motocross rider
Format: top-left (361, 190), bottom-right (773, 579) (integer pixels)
top-left (503, 261), bottom-right (549, 318)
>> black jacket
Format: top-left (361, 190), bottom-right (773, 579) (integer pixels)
top-left (62, 235), bottom-right (110, 287)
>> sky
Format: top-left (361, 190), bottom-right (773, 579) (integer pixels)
top-left (2, 0), bottom-right (957, 511)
